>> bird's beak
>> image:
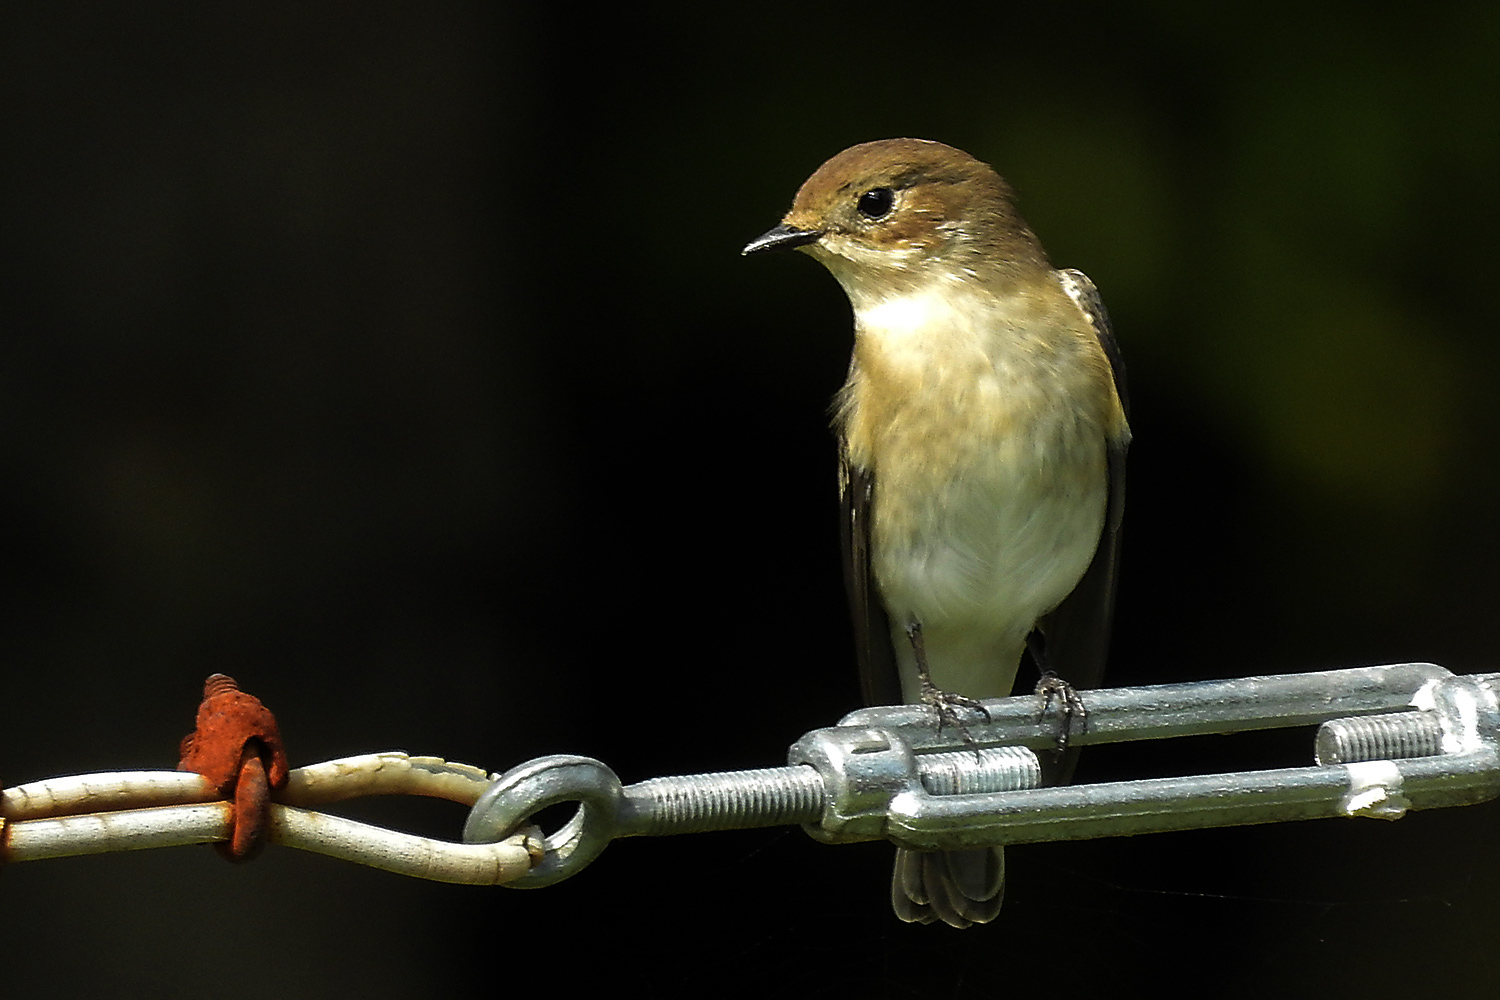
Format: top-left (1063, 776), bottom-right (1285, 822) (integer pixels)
top-left (742, 223), bottom-right (822, 256)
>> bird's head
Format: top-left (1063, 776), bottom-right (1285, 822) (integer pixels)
top-left (743, 138), bottom-right (1047, 301)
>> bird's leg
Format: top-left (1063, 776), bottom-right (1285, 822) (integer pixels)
top-left (906, 621), bottom-right (991, 743)
top-left (1027, 633), bottom-right (1089, 750)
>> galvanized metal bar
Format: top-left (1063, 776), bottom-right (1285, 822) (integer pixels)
top-left (886, 748), bottom-right (1500, 849)
top-left (838, 662), bottom-right (1462, 752)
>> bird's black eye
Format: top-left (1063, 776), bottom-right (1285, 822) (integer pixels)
top-left (857, 187), bottom-right (894, 220)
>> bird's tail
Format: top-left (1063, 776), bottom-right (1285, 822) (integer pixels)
top-left (890, 845), bottom-right (1005, 928)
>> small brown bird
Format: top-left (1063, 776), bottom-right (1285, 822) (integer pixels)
top-left (745, 139), bottom-right (1129, 928)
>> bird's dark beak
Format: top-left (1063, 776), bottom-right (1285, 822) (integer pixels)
top-left (742, 223), bottom-right (822, 256)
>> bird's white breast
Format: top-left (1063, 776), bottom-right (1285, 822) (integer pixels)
top-left (841, 280), bottom-right (1110, 699)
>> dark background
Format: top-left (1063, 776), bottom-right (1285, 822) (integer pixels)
top-left (3, 4), bottom-right (1498, 997)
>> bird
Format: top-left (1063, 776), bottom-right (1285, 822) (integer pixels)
top-left (743, 138), bottom-right (1129, 928)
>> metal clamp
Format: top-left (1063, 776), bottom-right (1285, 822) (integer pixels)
top-left (461, 663), bottom-right (1500, 886)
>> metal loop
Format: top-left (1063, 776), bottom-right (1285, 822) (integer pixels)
top-left (461, 755), bottom-right (623, 887)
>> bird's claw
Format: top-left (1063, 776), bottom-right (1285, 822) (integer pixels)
top-left (920, 676), bottom-right (991, 747)
top-left (1034, 671), bottom-right (1087, 750)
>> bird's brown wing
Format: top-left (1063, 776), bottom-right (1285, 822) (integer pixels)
top-left (840, 448), bottom-right (902, 706)
top-left (1032, 268), bottom-right (1130, 701)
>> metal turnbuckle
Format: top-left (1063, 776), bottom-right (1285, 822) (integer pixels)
top-left (462, 662), bottom-right (1500, 886)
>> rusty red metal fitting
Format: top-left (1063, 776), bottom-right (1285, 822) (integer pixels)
top-left (177, 674), bottom-right (289, 861)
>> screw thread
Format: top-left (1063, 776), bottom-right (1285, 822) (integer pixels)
top-left (1315, 712), bottom-right (1443, 765)
top-left (626, 766), bottom-right (825, 836)
top-left (918, 746), bottom-right (1041, 795)
top-left (202, 673), bottom-right (240, 699)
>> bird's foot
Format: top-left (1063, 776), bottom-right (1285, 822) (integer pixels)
top-left (1034, 671), bottom-right (1087, 750)
top-left (919, 674), bottom-right (992, 746)
top-left (906, 620), bottom-right (990, 746)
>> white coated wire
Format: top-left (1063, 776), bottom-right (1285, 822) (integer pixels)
top-left (1, 752), bottom-right (540, 885)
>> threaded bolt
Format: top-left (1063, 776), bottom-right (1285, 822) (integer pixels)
top-left (1315, 711), bottom-right (1444, 765)
top-left (622, 766), bottom-right (825, 836)
top-left (918, 746), bottom-right (1041, 795)
top-left (620, 745), bottom-right (1041, 837)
